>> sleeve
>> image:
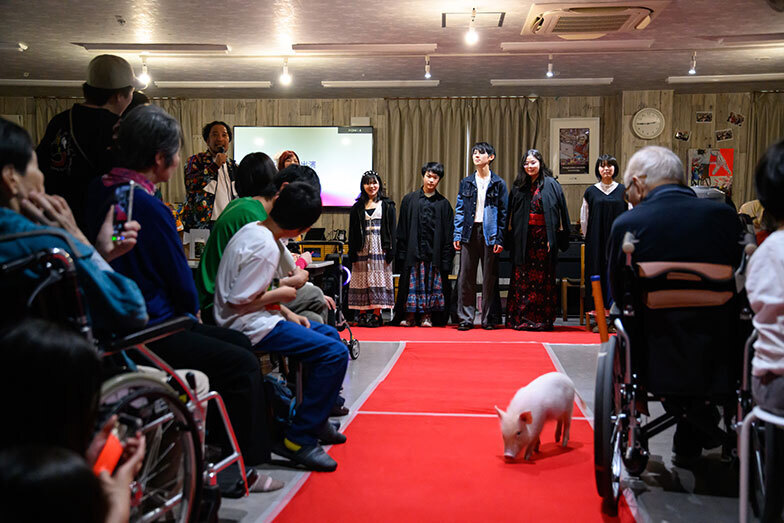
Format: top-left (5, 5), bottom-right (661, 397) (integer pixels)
top-left (442, 200), bottom-right (455, 272)
top-left (556, 183), bottom-right (571, 252)
top-left (453, 181), bottom-right (465, 243)
top-left (580, 198), bottom-right (589, 237)
top-left (396, 195), bottom-right (410, 267)
top-left (348, 205), bottom-right (359, 262)
top-left (184, 154), bottom-right (219, 193)
top-left (226, 252), bottom-right (279, 306)
top-left (496, 180), bottom-right (509, 246)
top-left (607, 220), bottom-right (625, 306)
top-left (385, 201), bottom-right (396, 263)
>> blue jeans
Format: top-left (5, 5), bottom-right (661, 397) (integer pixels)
top-left (254, 321), bottom-right (348, 446)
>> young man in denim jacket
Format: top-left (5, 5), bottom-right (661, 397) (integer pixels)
top-left (453, 142), bottom-right (508, 330)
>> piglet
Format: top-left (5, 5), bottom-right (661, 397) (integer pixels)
top-left (495, 372), bottom-right (575, 460)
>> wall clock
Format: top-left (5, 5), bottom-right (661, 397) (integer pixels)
top-left (632, 107), bottom-right (665, 139)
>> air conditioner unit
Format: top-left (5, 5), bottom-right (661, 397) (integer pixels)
top-left (521, 2), bottom-right (670, 40)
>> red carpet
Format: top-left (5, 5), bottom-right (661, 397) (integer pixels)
top-left (342, 324), bottom-right (600, 344)
top-left (275, 333), bottom-right (622, 522)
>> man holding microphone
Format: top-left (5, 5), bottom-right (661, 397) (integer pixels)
top-left (182, 121), bottom-right (238, 230)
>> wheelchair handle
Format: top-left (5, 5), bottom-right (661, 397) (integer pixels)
top-left (622, 232), bottom-right (637, 255)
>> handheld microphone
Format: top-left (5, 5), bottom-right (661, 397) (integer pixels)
top-left (217, 146), bottom-right (225, 154)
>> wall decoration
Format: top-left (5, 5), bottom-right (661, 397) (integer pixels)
top-left (715, 128), bottom-right (734, 142)
top-left (674, 130), bottom-right (691, 142)
top-left (632, 107), bottom-right (666, 139)
top-left (549, 117), bottom-right (600, 184)
top-left (689, 148), bottom-right (733, 190)
top-left (696, 111), bottom-right (713, 123)
top-left (727, 111), bottom-right (745, 127)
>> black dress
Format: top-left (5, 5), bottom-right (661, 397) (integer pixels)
top-left (583, 183), bottom-right (627, 310)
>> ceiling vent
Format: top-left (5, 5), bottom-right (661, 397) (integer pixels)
top-left (521, 2), bottom-right (670, 40)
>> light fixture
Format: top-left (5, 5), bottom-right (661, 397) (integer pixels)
top-left (546, 55), bottom-right (554, 78)
top-left (500, 40), bottom-right (655, 52)
top-left (292, 43), bottom-right (437, 55)
top-left (688, 51), bottom-right (697, 75)
top-left (491, 78), bottom-right (614, 87)
top-left (73, 43), bottom-right (231, 55)
top-left (0, 79), bottom-right (83, 87)
top-left (138, 57), bottom-right (151, 87)
top-left (424, 56), bottom-right (431, 79)
top-left (666, 72), bottom-right (784, 84)
top-left (279, 58), bottom-right (292, 86)
top-left (152, 81), bottom-right (272, 88)
top-left (321, 80), bottom-right (439, 88)
top-left (465, 8), bottom-right (479, 45)
top-left (0, 42), bottom-right (28, 52)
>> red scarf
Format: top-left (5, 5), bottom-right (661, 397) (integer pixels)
top-left (102, 167), bottom-right (156, 195)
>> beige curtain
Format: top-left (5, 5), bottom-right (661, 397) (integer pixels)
top-left (467, 98), bottom-right (540, 190)
top-left (32, 97), bottom-right (78, 145)
top-left (385, 99), bottom-right (470, 204)
top-left (741, 92), bottom-right (784, 203)
top-left (152, 98), bottom-right (198, 204)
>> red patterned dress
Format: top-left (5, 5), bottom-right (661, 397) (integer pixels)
top-left (506, 184), bottom-right (556, 330)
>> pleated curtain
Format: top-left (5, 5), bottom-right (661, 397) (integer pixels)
top-left (741, 92), bottom-right (784, 203)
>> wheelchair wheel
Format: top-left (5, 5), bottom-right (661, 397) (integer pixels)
top-left (594, 336), bottom-right (623, 515)
top-left (101, 373), bottom-right (203, 523)
top-left (749, 421), bottom-right (784, 520)
top-left (347, 338), bottom-right (360, 360)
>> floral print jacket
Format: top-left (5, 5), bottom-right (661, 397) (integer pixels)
top-left (181, 150), bottom-right (238, 230)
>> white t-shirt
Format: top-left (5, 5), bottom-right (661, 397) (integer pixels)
top-left (746, 229), bottom-right (784, 375)
top-left (474, 173), bottom-right (490, 223)
top-left (214, 221), bottom-right (283, 345)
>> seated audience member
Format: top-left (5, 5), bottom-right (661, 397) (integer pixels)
top-left (214, 181), bottom-right (349, 472)
top-left (0, 117), bottom-right (147, 333)
top-left (276, 149), bottom-right (300, 171)
top-left (746, 139), bottom-right (784, 417)
top-left (0, 320), bottom-right (146, 523)
top-left (84, 106), bottom-right (281, 488)
top-left (607, 146), bottom-right (742, 466)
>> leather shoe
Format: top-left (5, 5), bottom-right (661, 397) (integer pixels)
top-left (273, 441), bottom-right (337, 472)
top-left (330, 404), bottom-right (350, 416)
top-left (457, 321), bottom-right (473, 331)
top-left (482, 324), bottom-right (495, 330)
top-left (317, 421), bottom-right (347, 445)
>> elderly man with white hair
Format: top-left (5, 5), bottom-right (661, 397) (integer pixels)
top-left (606, 145), bottom-right (743, 467)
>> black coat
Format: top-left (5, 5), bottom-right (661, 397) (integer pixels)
top-left (395, 188), bottom-right (454, 273)
top-left (348, 198), bottom-right (396, 264)
top-left (507, 176), bottom-right (571, 267)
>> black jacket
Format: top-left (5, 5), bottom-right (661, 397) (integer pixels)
top-left (348, 198), bottom-right (396, 264)
top-left (507, 176), bottom-right (571, 267)
top-left (395, 188), bottom-right (454, 273)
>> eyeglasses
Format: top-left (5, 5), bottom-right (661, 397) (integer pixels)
top-left (623, 174), bottom-right (647, 204)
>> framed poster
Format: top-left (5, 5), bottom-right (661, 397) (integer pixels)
top-left (549, 117), bottom-right (600, 184)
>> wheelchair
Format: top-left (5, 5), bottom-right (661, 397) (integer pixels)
top-left (593, 231), bottom-right (763, 516)
top-left (0, 236), bottom-right (249, 522)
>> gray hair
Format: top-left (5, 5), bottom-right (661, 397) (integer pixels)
top-left (116, 105), bottom-right (182, 171)
top-left (623, 146), bottom-right (685, 187)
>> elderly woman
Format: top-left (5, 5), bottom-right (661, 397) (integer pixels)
top-left (85, 106), bottom-right (281, 488)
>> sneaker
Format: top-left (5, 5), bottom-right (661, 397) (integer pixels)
top-left (246, 468), bottom-right (285, 492)
top-left (420, 316), bottom-right (432, 328)
top-left (272, 441), bottom-right (338, 472)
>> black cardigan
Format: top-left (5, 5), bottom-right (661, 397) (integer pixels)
top-left (507, 176), bottom-right (571, 267)
top-left (395, 188), bottom-right (454, 273)
top-left (348, 198), bottom-right (396, 264)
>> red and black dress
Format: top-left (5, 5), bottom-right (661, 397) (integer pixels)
top-left (506, 183), bottom-right (557, 330)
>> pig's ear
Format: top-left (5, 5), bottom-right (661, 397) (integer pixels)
top-left (494, 405), bottom-right (506, 419)
top-left (519, 411), bottom-right (533, 424)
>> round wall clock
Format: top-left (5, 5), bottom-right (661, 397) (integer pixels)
top-left (632, 107), bottom-right (665, 139)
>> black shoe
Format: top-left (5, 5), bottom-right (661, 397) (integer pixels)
top-left (482, 324), bottom-right (495, 330)
top-left (272, 441), bottom-right (338, 472)
top-left (329, 420), bottom-right (341, 430)
top-left (457, 321), bottom-right (473, 331)
top-left (317, 421), bottom-right (347, 445)
top-left (330, 404), bottom-right (350, 416)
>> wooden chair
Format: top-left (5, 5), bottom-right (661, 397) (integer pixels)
top-left (558, 243), bottom-right (585, 324)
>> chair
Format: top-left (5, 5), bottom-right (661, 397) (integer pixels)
top-left (556, 242), bottom-right (585, 323)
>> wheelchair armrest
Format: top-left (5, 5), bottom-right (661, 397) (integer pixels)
top-left (107, 316), bottom-right (195, 351)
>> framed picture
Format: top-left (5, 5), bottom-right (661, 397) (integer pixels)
top-left (549, 117), bottom-right (600, 184)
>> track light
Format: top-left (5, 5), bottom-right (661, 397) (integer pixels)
top-left (546, 55), bottom-right (554, 78)
top-left (465, 8), bottom-right (479, 45)
top-left (279, 58), bottom-right (292, 86)
top-left (424, 56), bottom-right (431, 79)
top-left (688, 51), bottom-right (697, 75)
top-left (138, 57), bottom-right (150, 87)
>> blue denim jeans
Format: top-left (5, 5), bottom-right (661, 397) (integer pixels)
top-left (254, 321), bottom-right (348, 446)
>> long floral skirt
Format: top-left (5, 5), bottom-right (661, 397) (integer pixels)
top-left (506, 224), bottom-right (557, 330)
top-left (405, 261), bottom-right (445, 313)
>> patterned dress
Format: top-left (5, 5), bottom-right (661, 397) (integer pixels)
top-left (348, 205), bottom-right (394, 310)
top-left (506, 184), bottom-right (556, 330)
top-left (182, 151), bottom-right (238, 230)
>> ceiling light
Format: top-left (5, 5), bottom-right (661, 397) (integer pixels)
top-left (73, 43), bottom-right (231, 55)
top-left (500, 39), bottom-right (655, 52)
top-left (0, 79), bottom-right (83, 87)
top-left (424, 56), bottom-right (431, 79)
top-left (138, 57), bottom-right (151, 87)
top-left (279, 58), bottom-right (292, 86)
top-left (0, 42), bottom-right (28, 52)
top-left (491, 78), bottom-right (614, 87)
top-left (292, 43), bottom-right (437, 55)
top-left (152, 81), bottom-right (272, 88)
top-left (666, 72), bottom-right (784, 84)
top-left (465, 8), bottom-right (479, 45)
top-left (546, 55), bottom-right (554, 78)
top-left (321, 80), bottom-right (439, 88)
top-left (688, 51), bottom-right (697, 75)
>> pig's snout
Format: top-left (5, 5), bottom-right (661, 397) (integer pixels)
top-left (504, 449), bottom-right (518, 460)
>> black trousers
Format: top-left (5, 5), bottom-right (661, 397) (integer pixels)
top-left (456, 223), bottom-right (501, 326)
top-left (148, 322), bottom-right (270, 466)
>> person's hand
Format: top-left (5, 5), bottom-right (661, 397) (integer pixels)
top-left (86, 416), bottom-right (117, 466)
top-left (20, 192), bottom-right (90, 245)
top-left (100, 434), bottom-right (146, 523)
top-left (453, 240), bottom-right (462, 251)
top-left (324, 295), bottom-right (336, 310)
top-left (299, 251), bottom-right (313, 266)
top-left (547, 242), bottom-right (551, 252)
top-left (493, 244), bottom-right (503, 254)
top-left (214, 153), bottom-right (228, 167)
top-left (282, 267), bottom-right (309, 289)
top-left (291, 313), bottom-right (310, 329)
top-left (95, 206), bottom-right (141, 262)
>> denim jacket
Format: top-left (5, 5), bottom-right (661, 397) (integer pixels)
top-left (453, 171), bottom-right (508, 246)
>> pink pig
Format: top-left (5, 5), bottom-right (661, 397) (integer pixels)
top-left (494, 372), bottom-right (575, 460)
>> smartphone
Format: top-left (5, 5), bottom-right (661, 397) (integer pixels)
top-left (111, 181), bottom-right (136, 242)
top-left (92, 414), bottom-right (142, 476)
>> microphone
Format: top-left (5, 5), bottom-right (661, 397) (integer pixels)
top-left (217, 146), bottom-right (225, 154)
